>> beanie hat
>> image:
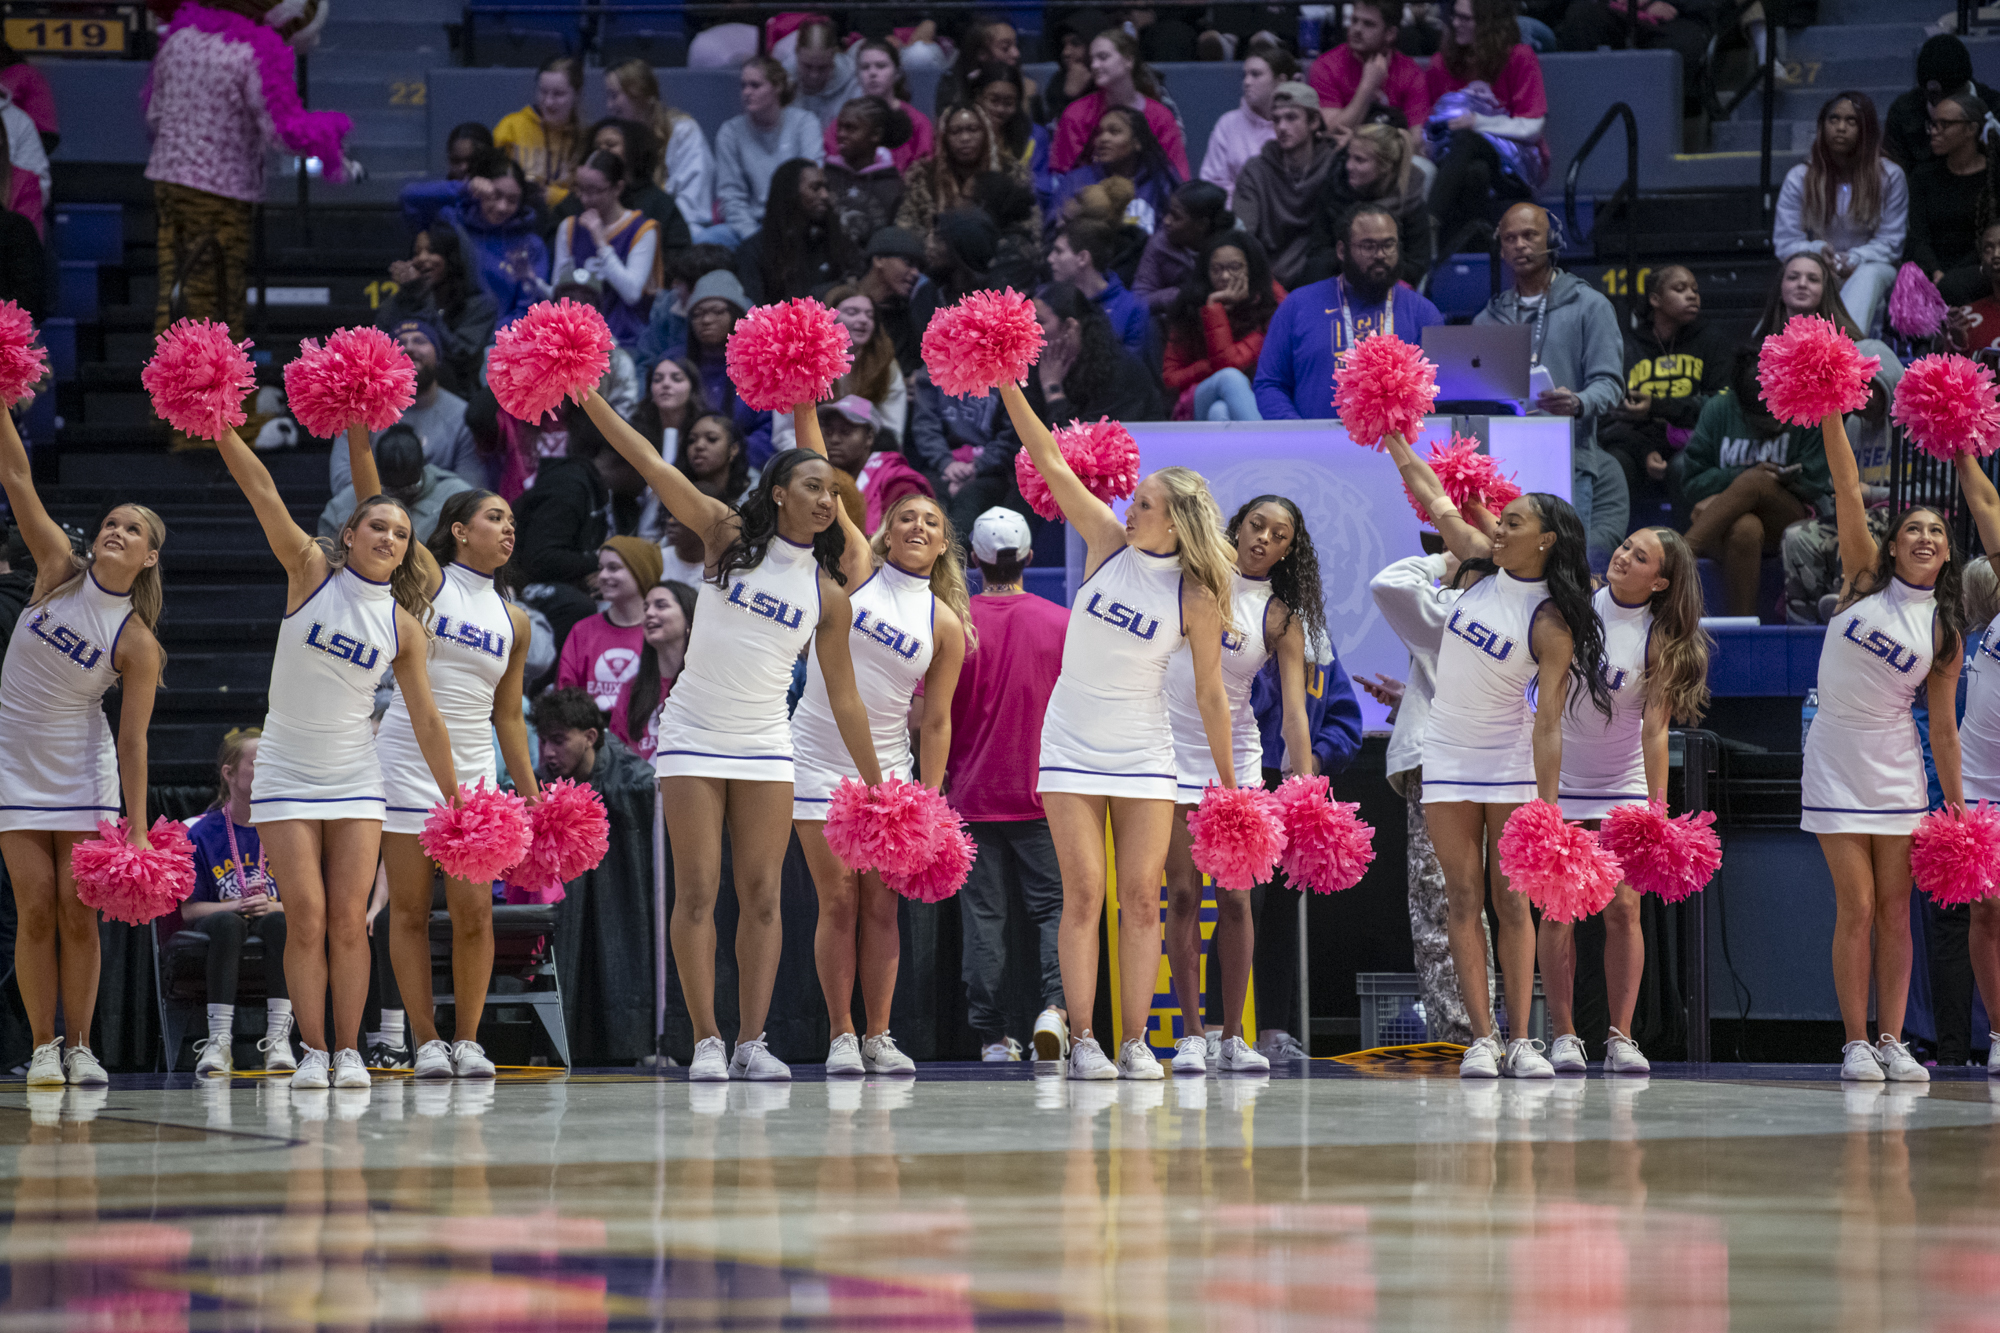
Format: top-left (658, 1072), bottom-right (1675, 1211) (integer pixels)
top-left (601, 535), bottom-right (664, 592)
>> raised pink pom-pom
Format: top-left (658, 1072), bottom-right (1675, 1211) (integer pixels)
top-left (1599, 800), bottom-right (1721, 904)
top-left (0, 300), bottom-right (48, 405)
top-left (283, 326), bottom-right (418, 439)
top-left (1889, 262), bottom-right (1950, 340)
top-left (725, 299), bottom-right (855, 412)
top-left (1014, 417), bottom-right (1143, 521)
top-left (823, 776), bottom-right (956, 877)
top-left (1333, 332), bottom-right (1438, 449)
top-left (1187, 785), bottom-right (1288, 892)
top-left (921, 288), bottom-right (1045, 398)
top-left (1912, 804), bottom-right (2000, 907)
top-left (1756, 315), bottom-right (1880, 426)
top-left (71, 818), bottom-right (197, 926)
top-left (1403, 434), bottom-right (1523, 528)
top-left (1497, 801), bottom-right (1622, 923)
top-left (141, 319), bottom-right (256, 439)
top-left (487, 300), bottom-right (615, 423)
top-left (1891, 354), bottom-right (2000, 462)
top-left (1271, 775), bottom-right (1376, 893)
top-left (883, 817), bottom-right (976, 903)
top-left (503, 779), bottom-right (611, 898)
top-left (420, 780), bottom-right (533, 883)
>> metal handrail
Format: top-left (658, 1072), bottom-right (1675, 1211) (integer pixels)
top-left (1562, 101), bottom-right (1637, 324)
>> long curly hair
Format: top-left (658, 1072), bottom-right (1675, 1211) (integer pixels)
top-left (1841, 505), bottom-right (1966, 677)
top-left (1037, 282), bottom-right (1123, 410)
top-left (1153, 467), bottom-right (1237, 636)
top-left (1167, 230), bottom-right (1278, 361)
top-left (1440, 0), bottom-right (1520, 84)
top-left (1226, 495), bottom-right (1326, 656)
top-left (869, 494), bottom-right (975, 651)
top-left (710, 448), bottom-right (849, 590)
top-left (1642, 528), bottom-right (1712, 724)
top-left (1454, 493), bottom-right (1611, 719)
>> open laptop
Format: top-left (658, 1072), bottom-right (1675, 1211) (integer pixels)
top-left (1422, 324), bottom-right (1534, 403)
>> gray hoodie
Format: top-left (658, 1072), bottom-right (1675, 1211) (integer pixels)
top-left (1473, 270), bottom-right (1625, 458)
top-left (1232, 138), bottom-right (1339, 289)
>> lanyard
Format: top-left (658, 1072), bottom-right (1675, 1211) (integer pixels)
top-left (223, 818), bottom-right (269, 900)
top-left (1330, 277), bottom-right (1393, 356)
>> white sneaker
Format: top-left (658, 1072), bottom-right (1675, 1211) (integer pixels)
top-left (1067, 1035), bottom-right (1118, 1080)
top-left (194, 1036), bottom-right (234, 1077)
top-left (259, 1015), bottom-right (297, 1072)
top-left (862, 1032), bottom-right (915, 1074)
top-left (1459, 1034), bottom-right (1503, 1079)
top-left (981, 1038), bottom-right (1023, 1062)
top-left (1033, 1007), bottom-right (1071, 1062)
top-left (1840, 1040), bottom-right (1886, 1082)
top-left (1605, 1026), bottom-right (1651, 1073)
top-left (25, 1038), bottom-right (64, 1086)
top-left (1258, 1029), bottom-right (1308, 1061)
top-left (451, 1041), bottom-right (496, 1079)
top-left (64, 1045), bottom-right (108, 1086)
top-left (1217, 1036), bottom-right (1271, 1073)
top-left (1171, 1035), bottom-right (1208, 1074)
top-left (1988, 1032), bottom-right (2000, 1075)
top-left (331, 1048), bottom-right (371, 1090)
top-left (1877, 1034), bottom-right (1930, 1083)
top-left (826, 1033), bottom-right (865, 1075)
top-left (291, 1048), bottom-right (332, 1090)
top-left (1548, 1033), bottom-right (1588, 1073)
top-left (1206, 1031), bottom-right (1221, 1066)
top-left (1502, 1038), bottom-right (1554, 1079)
top-left (1116, 1037), bottom-right (1165, 1080)
top-left (413, 1040), bottom-right (454, 1080)
top-left (728, 1035), bottom-right (792, 1081)
top-left (688, 1036), bottom-right (729, 1082)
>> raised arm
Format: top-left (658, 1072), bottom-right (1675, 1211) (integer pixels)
top-left (389, 605), bottom-right (461, 805)
top-left (345, 424), bottom-right (381, 501)
top-left (216, 426), bottom-right (326, 598)
top-left (1822, 411), bottom-right (1880, 591)
top-left (492, 603), bottom-right (542, 804)
top-left (1183, 582), bottom-right (1237, 790)
top-left (815, 578), bottom-right (884, 787)
top-left (996, 382), bottom-right (1126, 568)
top-left (580, 390), bottom-right (736, 549)
top-left (917, 606), bottom-right (967, 789)
top-left (1529, 605), bottom-right (1574, 806)
top-left (1959, 453), bottom-right (2000, 563)
top-left (113, 624), bottom-right (163, 847)
top-left (1272, 602), bottom-right (1316, 778)
top-left (1383, 432), bottom-right (1495, 566)
top-left (0, 409), bottom-right (77, 595)
top-left (792, 404), bottom-right (874, 589)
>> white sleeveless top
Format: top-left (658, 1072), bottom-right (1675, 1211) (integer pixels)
top-left (0, 572), bottom-right (133, 831)
top-left (1558, 586), bottom-right (1653, 820)
top-left (793, 561), bottom-right (935, 777)
top-left (1163, 570), bottom-right (1276, 796)
top-left (1801, 576), bottom-right (1936, 835)
top-left (1421, 570), bottom-right (1549, 804)
top-left (1961, 620), bottom-right (2000, 802)
top-left (377, 562), bottom-right (513, 826)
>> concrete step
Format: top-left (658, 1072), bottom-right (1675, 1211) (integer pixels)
top-left (1729, 84), bottom-right (1904, 123)
top-left (1712, 118), bottom-right (1801, 152)
top-left (56, 446), bottom-right (334, 491)
top-left (1781, 22), bottom-right (1933, 59)
top-left (1812, 0), bottom-right (1950, 24)
top-left (330, 107), bottom-right (430, 147)
top-left (316, 18), bottom-right (453, 54)
top-left (320, 0), bottom-right (459, 24)
top-left (306, 48), bottom-right (435, 79)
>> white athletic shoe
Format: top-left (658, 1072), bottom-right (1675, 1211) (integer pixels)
top-left (1259, 1029), bottom-right (1308, 1061)
top-left (1989, 1032), bottom-right (2000, 1075)
top-left (981, 1038), bottom-right (1023, 1062)
top-left (862, 1032), bottom-right (915, 1074)
top-left (688, 1036), bottom-right (730, 1082)
top-left (1206, 1031), bottom-right (1221, 1066)
top-left (25, 1038), bottom-right (64, 1087)
top-left (259, 1015), bottom-right (297, 1073)
top-left (1502, 1038), bottom-right (1554, 1079)
top-left (729, 1035), bottom-right (792, 1081)
top-left (1459, 1034), bottom-right (1503, 1079)
top-left (1877, 1034), bottom-right (1931, 1083)
top-left (64, 1045), bottom-right (108, 1086)
top-left (452, 1041), bottom-right (497, 1079)
top-left (1605, 1026), bottom-right (1651, 1074)
top-left (1033, 1007), bottom-right (1071, 1062)
top-left (291, 1048), bottom-right (332, 1090)
top-left (1548, 1033), bottom-right (1588, 1073)
top-left (331, 1048), bottom-right (372, 1090)
top-left (1067, 1036), bottom-right (1118, 1080)
top-left (194, 1036), bottom-right (235, 1077)
top-left (1840, 1040), bottom-right (1886, 1082)
top-left (1171, 1035), bottom-right (1208, 1074)
top-left (826, 1033), bottom-right (866, 1075)
top-left (1217, 1036), bottom-right (1271, 1073)
top-left (413, 1040), bottom-right (455, 1080)
top-left (1116, 1037), bottom-right (1165, 1081)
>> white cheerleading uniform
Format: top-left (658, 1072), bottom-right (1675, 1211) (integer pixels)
top-left (655, 535), bottom-right (821, 783)
top-left (0, 574), bottom-right (133, 832)
top-left (790, 561), bottom-right (935, 821)
top-left (1163, 571), bottom-right (1274, 802)
top-left (252, 567), bottom-right (400, 824)
top-left (377, 563), bottom-right (512, 835)
top-left (1961, 621), bottom-right (2000, 802)
top-left (1802, 577), bottom-right (1936, 835)
top-left (1422, 571), bottom-right (1548, 806)
top-left (1039, 546), bottom-right (1184, 801)
top-left (1558, 587), bottom-right (1654, 821)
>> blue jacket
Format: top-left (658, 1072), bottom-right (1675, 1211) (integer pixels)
top-left (401, 179), bottom-right (550, 328)
top-left (1252, 276), bottom-right (1442, 421)
top-left (1091, 273), bottom-right (1152, 360)
top-left (1250, 640), bottom-right (1363, 777)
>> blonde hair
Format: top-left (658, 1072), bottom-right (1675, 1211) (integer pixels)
top-left (1068, 176), bottom-right (1135, 227)
top-left (210, 726), bottom-right (262, 810)
top-left (320, 497), bottom-right (436, 630)
top-left (869, 494), bottom-right (974, 650)
top-left (1969, 554), bottom-right (2000, 630)
top-left (36, 503), bottom-right (168, 634)
top-left (1348, 123), bottom-right (1413, 202)
top-left (1151, 467), bottom-right (1236, 636)
top-left (607, 57), bottom-right (688, 186)
top-left (1642, 528), bottom-right (1712, 725)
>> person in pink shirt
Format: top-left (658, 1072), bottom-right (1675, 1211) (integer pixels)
top-left (824, 39), bottom-right (935, 174)
top-left (1423, 0), bottom-right (1549, 253)
top-left (0, 47), bottom-right (56, 151)
top-left (1198, 44), bottom-right (1297, 205)
top-left (817, 395), bottom-right (935, 533)
top-left (1051, 29), bottom-right (1189, 180)
top-left (556, 535), bottom-right (663, 739)
top-left (1309, 0), bottom-right (1432, 137)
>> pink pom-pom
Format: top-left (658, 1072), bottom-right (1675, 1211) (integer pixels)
top-left (725, 299), bottom-right (855, 412)
top-left (1599, 800), bottom-right (1721, 904)
top-left (1912, 804), bottom-right (2000, 907)
top-left (0, 300), bottom-right (48, 406)
top-left (282, 326), bottom-right (418, 440)
top-left (420, 780), bottom-right (533, 883)
top-left (921, 288), bottom-right (1045, 398)
top-left (1271, 775), bottom-right (1376, 893)
top-left (486, 300), bottom-right (615, 423)
top-left (1186, 785), bottom-right (1289, 892)
top-left (1333, 333), bottom-right (1438, 449)
top-left (1756, 315), bottom-right (1880, 426)
top-left (1014, 417), bottom-right (1143, 521)
top-left (70, 818), bottom-right (197, 926)
top-left (1496, 801), bottom-right (1622, 923)
top-left (823, 776), bottom-right (957, 877)
top-left (502, 779), bottom-right (611, 898)
top-left (1889, 262), bottom-right (1950, 340)
top-left (882, 817), bottom-right (977, 903)
top-left (141, 319), bottom-right (256, 439)
top-left (1891, 353), bottom-right (2000, 461)
top-left (1403, 434), bottom-right (1523, 528)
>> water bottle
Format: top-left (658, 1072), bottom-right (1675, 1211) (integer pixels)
top-left (1801, 688), bottom-right (1819, 750)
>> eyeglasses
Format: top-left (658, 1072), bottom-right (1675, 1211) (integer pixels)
top-left (1347, 239), bottom-right (1398, 257)
top-left (1929, 116), bottom-right (1973, 130)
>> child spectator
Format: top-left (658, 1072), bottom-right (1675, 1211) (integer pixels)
top-left (1947, 221), bottom-right (2000, 352)
top-left (1305, 123), bottom-right (1433, 286)
top-left (1134, 181), bottom-right (1237, 315)
top-left (1162, 230), bottom-right (1284, 421)
top-left (1201, 45), bottom-right (1298, 204)
top-left (1048, 218), bottom-right (1150, 357)
top-left (1051, 105), bottom-right (1182, 238)
top-left (552, 150), bottom-right (665, 350)
top-left (624, 581), bottom-right (697, 759)
top-left (830, 40), bottom-right (934, 172)
top-left (823, 97), bottom-right (910, 250)
top-left (557, 536), bottom-right (664, 722)
top-left (1425, 0), bottom-right (1549, 254)
top-left (1051, 28), bottom-right (1189, 179)
top-left (1775, 92), bottom-right (1908, 335)
top-left (376, 228), bottom-right (496, 396)
top-left (496, 55), bottom-right (586, 207)
top-left (735, 158), bottom-right (858, 304)
top-left (715, 56), bottom-right (825, 246)
top-left (405, 148), bottom-right (549, 327)
top-left (1600, 265), bottom-right (1732, 518)
top-left (604, 58), bottom-right (715, 234)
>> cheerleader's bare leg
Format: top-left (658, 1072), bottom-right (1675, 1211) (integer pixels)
top-left (663, 776), bottom-right (729, 1041)
top-left (0, 830), bottom-right (101, 1047)
top-left (1110, 797), bottom-right (1175, 1045)
top-left (1601, 884), bottom-right (1644, 1035)
top-left (263, 818), bottom-right (383, 1053)
top-left (1483, 806), bottom-right (1538, 1043)
top-left (1428, 801), bottom-right (1502, 1037)
top-left (380, 834), bottom-right (494, 1047)
top-left (797, 823), bottom-right (900, 1038)
top-left (723, 779), bottom-right (796, 1043)
top-left (1047, 792), bottom-right (1113, 1039)
top-left (1823, 831), bottom-right (1915, 1043)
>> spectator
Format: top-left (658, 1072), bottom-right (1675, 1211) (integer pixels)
top-left (0, 129), bottom-right (43, 319)
top-left (1425, 0), bottom-right (1549, 255)
top-left (329, 321), bottom-right (482, 491)
top-left (1043, 16), bottom-right (1101, 124)
top-left (550, 119), bottom-right (692, 261)
top-left (771, 284), bottom-right (908, 451)
top-left (1948, 221), bottom-right (2000, 353)
top-left (1023, 282), bottom-right (1167, 426)
top-left (635, 242), bottom-right (735, 368)
top-left (183, 729), bottom-right (293, 1077)
top-left (1556, 0), bottom-right (1715, 108)
top-left (513, 405), bottom-right (618, 646)
top-left (604, 58), bottom-right (716, 235)
top-left (553, 150), bottom-right (665, 351)
top-left (908, 369), bottom-right (1008, 533)
top-left (1051, 105), bottom-right (1183, 237)
top-left (715, 56), bottom-right (824, 246)
top-left (826, 39), bottom-right (934, 173)
top-left (673, 411), bottom-right (756, 503)
top-left (1884, 34), bottom-right (2000, 170)
top-left (947, 508), bottom-right (1070, 1060)
top-left (824, 97), bottom-right (911, 250)
top-left (900, 104), bottom-right (1041, 249)
top-left (1304, 122), bottom-right (1433, 286)
top-left (558, 536), bottom-right (665, 725)
top-left (1310, 0), bottom-right (1430, 137)
top-left (735, 158), bottom-right (857, 304)
top-left (967, 63), bottom-right (1055, 217)
top-left (319, 425), bottom-right (474, 542)
top-left (376, 228), bottom-right (496, 396)
top-left (442, 122), bottom-right (493, 181)
top-left (817, 394), bottom-right (935, 530)
top-left (1051, 29), bottom-right (1190, 179)
top-left (1254, 202), bottom-right (1442, 419)
top-left (550, 277), bottom-right (643, 418)
top-left (0, 38), bottom-right (56, 153)
top-left (1, 86), bottom-right (45, 233)
top-left (1232, 82), bottom-right (1340, 289)
top-left (624, 581), bottom-right (698, 759)
top-left (1600, 264), bottom-right (1733, 514)
top-left (1048, 218), bottom-right (1150, 357)
top-left (855, 227), bottom-right (927, 371)
top-left (1134, 181), bottom-right (1236, 316)
top-left (394, 122), bottom-right (493, 237)
top-left (1163, 230), bottom-right (1284, 421)
top-left (1775, 92), bottom-right (1907, 335)
top-left (1201, 45), bottom-right (1298, 204)
top-left (628, 356), bottom-right (710, 459)
top-left (786, 19), bottom-right (862, 130)
top-left (495, 56), bottom-right (586, 207)
top-left (0, 524), bottom-right (30, 671)
top-left (1906, 88), bottom-right (1999, 305)
top-left (676, 268), bottom-right (772, 457)
top-left (935, 20), bottom-right (1039, 115)
top-left (1475, 202), bottom-right (1626, 568)
top-left (405, 149), bottom-right (549, 328)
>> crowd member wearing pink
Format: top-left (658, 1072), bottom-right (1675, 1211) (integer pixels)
top-left (1051, 29), bottom-right (1189, 180)
top-left (825, 40), bottom-right (935, 174)
top-left (1199, 45), bottom-right (1296, 205)
top-left (1424, 0), bottom-right (1549, 252)
top-left (1, 90), bottom-right (46, 236)
top-left (817, 396), bottom-right (933, 533)
top-left (556, 536), bottom-right (664, 736)
top-left (1310, 0), bottom-right (1431, 139)
top-left (0, 42), bottom-right (55, 153)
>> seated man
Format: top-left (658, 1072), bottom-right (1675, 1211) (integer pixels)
top-left (1947, 221), bottom-right (2000, 354)
top-left (1232, 81), bottom-right (1340, 289)
top-left (320, 425), bottom-right (474, 543)
top-left (817, 394), bottom-right (935, 533)
top-left (1047, 219), bottom-right (1150, 358)
top-left (329, 320), bottom-right (484, 492)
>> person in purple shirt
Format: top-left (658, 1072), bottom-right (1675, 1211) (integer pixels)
top-left (1252, 202), bottom-right (1441, 420)
top-left (1047, 218), bottom-right (1150, 359)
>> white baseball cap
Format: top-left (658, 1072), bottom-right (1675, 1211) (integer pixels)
top-left (970, 508), bottom-right (1034, 563)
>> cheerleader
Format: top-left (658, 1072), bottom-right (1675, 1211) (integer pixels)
top-left (215, 426), bottom-right (461, 1090)
top-left (377, 489), bottom-right (541, 1082)
top-left (1387, 433), bottom-right (1614, 1080)
top-left (996, 383), bottom-right (1239, 1081)
top-left (1948, 452), bottom-right (2000, 1075)
top-left (1543, 527), bottom-right (1711, 1075)
top-left (579, 391), bottom-right (883, 1083)
top-left (790, 405), bottom-right (969, 1076)
top-left (1803, 415), bottom-right (1963, 1083)
top-left (0, 411), bottom-right (165, 1087)
top-left (1160, 495), bottom-right (1326, 1075)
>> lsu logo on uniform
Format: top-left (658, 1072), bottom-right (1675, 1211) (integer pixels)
top-left (854, 609), bottom-right (922, 661)
top-left (1084, 593), bottom-right (1159, 641)
top-left (303, 622), bottom-right (382, 671)
top-left (1221, 627), bottom-right (1248, 654)
top-left (1446, 608), bottom-right (1517, 663)
top-left (726, 581), bottom-right (805, 630)
top-left (1842, 616), bottom-right (1920, 674)
top-left (29, 612), bottom-right (103, 670)
top-left (435, 615), bottom-right (507, 661)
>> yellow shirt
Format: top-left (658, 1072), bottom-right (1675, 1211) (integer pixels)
top-left (494, 105), bottom-right (583, 207)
